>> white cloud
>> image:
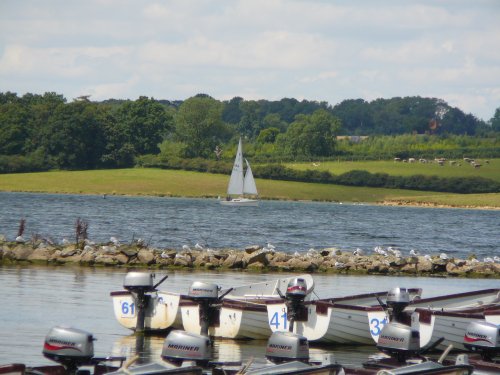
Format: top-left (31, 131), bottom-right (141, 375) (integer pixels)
top-left (0, 0), bottom-right (499, 120)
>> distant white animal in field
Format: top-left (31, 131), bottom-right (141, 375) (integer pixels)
top-left (439, 253), bottom-right (448, 260)
top-left (409, 249), bottom-right (419, 256)
top-left (312, 162), bottom-right (320, 167)
top-left (195, 243), bottom-right (204, 250)
top-left (182, 244), bottom-right (191, 251)
top-left (353, 248), bottom-right (364, 256)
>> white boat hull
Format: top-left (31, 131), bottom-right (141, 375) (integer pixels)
top-left (110, 290), bottom-right (182, 331)
top-left (219, 198), bottom-right (259, 206)
top-left (267, 290), bottom-right (408, 344)
top-left (181, 300), bottom-right (271, 339)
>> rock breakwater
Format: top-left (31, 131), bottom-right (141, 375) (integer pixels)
top-left (0, 238), bottom-right (498, 278)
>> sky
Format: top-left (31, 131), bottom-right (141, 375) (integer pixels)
top-left (1, 0), bottom-right (499, 121)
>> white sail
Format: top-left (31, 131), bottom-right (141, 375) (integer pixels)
top-left (243, 159), bottom-right (258, 196)
top-left (226, 138), bottom-right (244, 195)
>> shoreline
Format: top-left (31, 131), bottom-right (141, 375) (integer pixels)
top-left (1, 241), bottom-right (498, 279)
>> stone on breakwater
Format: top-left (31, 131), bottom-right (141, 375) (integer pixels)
top-left (0, 239), bottom-right (498, 278)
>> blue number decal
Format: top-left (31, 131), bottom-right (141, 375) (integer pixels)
top-left (370, 317), bottom-right (387, 336)
top-left (121, 301), bottom-right (135, 316)
top-left (270, 311), bottom-right (288, 329)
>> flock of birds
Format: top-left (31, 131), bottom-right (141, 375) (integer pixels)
top-left (41, 236), bottom-right (499, 265)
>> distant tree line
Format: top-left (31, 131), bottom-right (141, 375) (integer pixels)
top-left (0, 91), bottom-right (498, 175)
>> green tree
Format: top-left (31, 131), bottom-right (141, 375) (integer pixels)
top-left (490, 107), bottom-right (500, 132)
top-left (174, 96), bottom-right (227, 158)
top-left (280, 109), bottom-right (341, 157)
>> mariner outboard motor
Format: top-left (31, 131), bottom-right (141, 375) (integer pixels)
top-left (188, 281), bottom-right (233, 336)
top-left (464, 320), bottom-right (500, 361)
top-left (385, 287), bottom-right (411, 322)
top-left (277, 277), bottom-right (308, 332)
top-left (376, 322), bottom-right (420, 363)
top-left (123, 272), bottom-right (168, 333)
top-left (265, 331), bottom-right (309, 364)
top-left (161, 330), bottom-right (212, 367)
top-left (43, 325), bottom-right (95, 373)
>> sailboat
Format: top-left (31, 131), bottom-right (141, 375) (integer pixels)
top-left (219, 138), bottom-right (259, 206)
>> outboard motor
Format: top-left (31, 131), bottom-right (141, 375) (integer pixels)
top-left (43, 326), bottom-right (95, 373)
top-left (464, 320), bottom-right (500, 361)
top-left (123, 272), bottom-right (168, 333)
top-left (188, 281), bottom-right (221, 336)
top-left (278, 277), bottom-right (308, 332)
top-left (386, 287), bottom-right (411, 322)
top-left (265, 331), bottom-right (309, 364)
top-left (377, 322), bottom-right (420, 363)
top-left (161, 330), bottom-right (212, 367)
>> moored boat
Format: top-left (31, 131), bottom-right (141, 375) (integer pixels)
top-left (267, 288), bottom-right (422, 344)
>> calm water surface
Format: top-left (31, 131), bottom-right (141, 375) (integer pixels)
top-left (0, 192), bottom-right (498, 259)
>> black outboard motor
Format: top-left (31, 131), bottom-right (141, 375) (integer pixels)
top-left (464, 320), bottom-right (500, 361)
top-left (161, 330), bottom-right (212, 367)
top-left (278, 277), bottom-right (308, 332)
top-left (265, 331), bottom-right (309, 364)
top-left (123, 272), bottom-right (168, 333)
top-left (377, 322), bottom-right (420, 363)
top-left (385, 287), bottom-right (411, 322)
top-left (43, 326), bottom-right (95, 373)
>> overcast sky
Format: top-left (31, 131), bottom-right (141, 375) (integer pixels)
top-left (1, 0), bottom-right (499, 121)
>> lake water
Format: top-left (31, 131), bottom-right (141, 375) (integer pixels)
top-left (0, 266), bottom-right (498, 367)
top-left (0, 192), bottom-right (499, 260)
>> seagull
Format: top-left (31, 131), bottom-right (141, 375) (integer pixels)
top-left (83, 245), bottom-right (93, 252)
top-left (424, 254), bottom-right (432, 261)
top-left (439, 253), bottom-right (448, 260)
top-left (62, 238), bottom-right (70, 245)
top-left (194, 243), bottom-right (204, 250)
top-left (182, 244), bottom-right (191, 251)
top-left (293, 251), bottom-right (300, 257)
top-left (307, 248), bottom-right (319, 257)
top-left (161, 251), bottom-right (169, 259)
top-left (353, 248), bottom-right (364, 256)
top-left (409, 249), bottom-right (419, 256)
top-left (110, 236), bottom-right (120, 245)
top-left (15, 235), bottom-right (25, 243)
top-left (374, 246), bottom-right (387, 256)
top-left (483, 257), bottom-right (494, 263)
top-left (266, 243), bottom-right (276, 250)
top-left (334, 261), bottom-right (346, 269)
top-left (494, 256), bottom-right (500, 263)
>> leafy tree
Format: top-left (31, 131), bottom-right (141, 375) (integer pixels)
top-left (174, 96), bottom-right (227, 158)
top-left (490, 107), bottom-right (500, 132)
top-left (280, 109), bottom-right (341, 157)
top-left (257, 127), bottom-right (280, 144)
top-left (238, 100), bottom-right (261, 138)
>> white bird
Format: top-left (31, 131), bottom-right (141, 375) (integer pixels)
top-left (267, 243), bottom-right (276, 250)
top-left (175, 253), bottom-right (188, 260)
top-left (409, 249), bottom-right (419, 256)
top-left (161, 251), bottom-right (169, 259)
top-left (293, 251), bottom-right (300, 257)
top-left (62, 238), bottom-right (70, 245)
top-left (307, 248), bottom-right (319, 257)
top-left (194, 243), bottom-right (204, 250)
top-left (182, 244), bottom-right (191, 251)
top-left (353, 248), bottom-right (364, 256)
top-left (483, 257), bottom-right (494, 263)
top-left (494, 256), bottom-right (500, 263)
top-left (374, 246), bottom-right (387, 256)
top-left (15, 235), bottom-right (25, 243)
top-left (334, 261), bottom-right (346, 269)
top-left (110, 236), bottom-right (119, 245)
top-left (439, 253), bottom-right (448, 260)
top-left (83, 245), bottom-right (93, 252)
top-left (424, 254), bottom-right (432, 261)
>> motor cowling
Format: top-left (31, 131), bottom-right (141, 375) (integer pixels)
top-left (43, 326), bottom-right (94, 368)
top-left (161, 330), bottom-right (212, 366)
top-left (463, 320), bottom-right (500, 360)
top-left (386, 287), bottom-right (410, 321)
top-left (266, 331), bottom-right (309, 364)
top-left (285, 278), bottom-right (307, 301)
top-left (377, 322), bottom-right (420, 362)
top-left (188, 281), bottom-right (219, 300)
top-left (123, 272), bottom-right (154, 292)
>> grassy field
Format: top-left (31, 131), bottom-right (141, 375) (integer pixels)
top-left (0, 168), bottom-right (499, 208)
top-left (286, 158), bottom-right (500, 182)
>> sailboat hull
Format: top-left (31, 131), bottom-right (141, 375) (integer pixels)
top-left (219, 198), bottom-right (259, 206)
